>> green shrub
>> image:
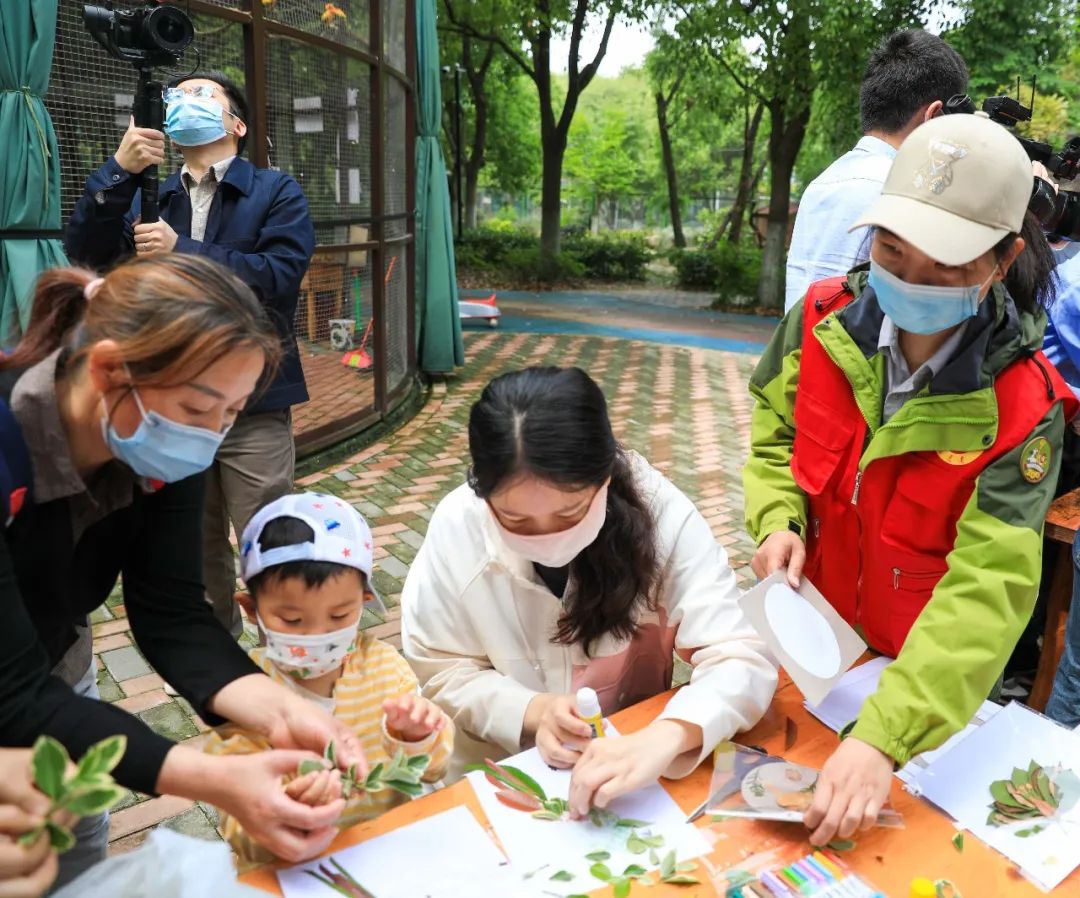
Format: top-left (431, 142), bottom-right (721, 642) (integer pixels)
top-left (503, 247), bottom-right (586, 283)
top-left (670, 243), bottom-right (762, 301)
top-left (454, 226), bottom-right (535, 271)
top-left (563, 232), bottom-right (651, 281)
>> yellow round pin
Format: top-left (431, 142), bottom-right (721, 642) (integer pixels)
top-left (1020, 437), bottom-right (1052, 484)
top-left (937, 449), bottom-right (983, 466)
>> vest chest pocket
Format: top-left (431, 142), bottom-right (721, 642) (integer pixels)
top-left (880, 457), bottom-right (975, 556)
top-left (791, 395), bottom-right (855, 497)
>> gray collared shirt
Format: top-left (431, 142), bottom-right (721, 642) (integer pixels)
top-left (10, 349), bottom-right (137, 542)
top-left (879, 316), bottom-right (969, 423)
top-left (181, 155), bottom-right (235, 241)
top-left (9, 350), bottom-right (139, 682)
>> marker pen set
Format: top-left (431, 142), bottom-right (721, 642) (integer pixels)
top-left (727, 851), bottom-right (886, 898)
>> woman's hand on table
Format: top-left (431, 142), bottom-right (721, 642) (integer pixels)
top-left (0, 750), bottom-right (59, 898)
top-left (523, 694), bottom-right (593, 768)
top-left (158, 746), bottom-right (346, 864)
top-left (804, 737), bottom-right (894, 846)
top-left (209, 674), bottom-right (369, 776)
top-left (567, 720), bottom-right (701, 817)
top-left (751, 531), bottom-right (805, 588)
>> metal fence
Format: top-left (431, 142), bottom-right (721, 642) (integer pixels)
top-left (47, 0), bottom-right (417, 453)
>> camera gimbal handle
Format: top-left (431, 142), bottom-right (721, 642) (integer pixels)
top-left (134, 68), bottom-right (164, 224)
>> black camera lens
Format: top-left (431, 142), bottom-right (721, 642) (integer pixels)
top-left (143, 6), bottom-right (194, 53)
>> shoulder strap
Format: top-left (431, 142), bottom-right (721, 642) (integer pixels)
top-left (801, 276), bottom-right (855, 337)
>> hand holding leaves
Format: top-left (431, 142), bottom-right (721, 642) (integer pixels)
top-left (297, 742), bottom-right (430, 801)
top-left (18, 735), bottom-right (127, 852)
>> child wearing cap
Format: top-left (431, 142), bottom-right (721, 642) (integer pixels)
top-left (204, 492), bottom-right (453, 869)
top-left (744, 113), bottom-right (1077, 846)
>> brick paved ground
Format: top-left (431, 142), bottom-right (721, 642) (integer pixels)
top-left (91, 329), bottom-right (761, 855)
top-left (293, 342), bottom-right (376, 441)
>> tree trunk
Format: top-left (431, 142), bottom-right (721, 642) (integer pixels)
top-left (757, 99), bottom-right (811, 309)
top-left (734, 156), bottom-right (768, 245)
top-left (655, 90), bottom-right (685, 248)
top-left (462, 39), bottom-right (493, 231)
top-left (708, 100), bottom-right (763, 248)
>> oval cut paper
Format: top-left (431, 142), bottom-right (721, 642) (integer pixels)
top-left (763, 583), bottom-right (842, 679)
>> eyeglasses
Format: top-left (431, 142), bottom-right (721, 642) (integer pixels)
top-left (162, 85), bottom-right (217, 103)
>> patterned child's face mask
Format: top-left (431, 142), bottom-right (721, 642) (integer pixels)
top-left (257, 614), bottom-right (358, 679)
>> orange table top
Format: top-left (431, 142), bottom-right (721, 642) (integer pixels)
top-left (240, 677), bottom-right (1068, 897)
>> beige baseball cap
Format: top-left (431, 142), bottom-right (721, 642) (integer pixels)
top-left (850, 112), bottom-right (1033, 266)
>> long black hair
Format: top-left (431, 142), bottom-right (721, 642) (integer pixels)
top-left (995, 211), bottom-right (1058, 314)
top-left (468, 367), bottom-right (661, 653)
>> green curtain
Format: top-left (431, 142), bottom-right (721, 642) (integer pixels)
top-left (0, 0), bottom-right (67, 344)
top-left (414, 0), bottom-right (464, 373)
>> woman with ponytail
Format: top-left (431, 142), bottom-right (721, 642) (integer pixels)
top-left (0, 255), bottom-right (365, 890)
top-left (401, 366), bottom-right (777, 811)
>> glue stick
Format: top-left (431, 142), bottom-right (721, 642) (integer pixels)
top-left (576, 687), bottom-right (605, 738)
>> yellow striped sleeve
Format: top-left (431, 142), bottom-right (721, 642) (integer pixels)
top-left (203, 725), bottom-right (276, 869)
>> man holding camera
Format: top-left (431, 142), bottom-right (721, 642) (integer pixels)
top-left (784, 29), bottom-right (968, 312)
top-left (66, 72), bottom-right (314, 640)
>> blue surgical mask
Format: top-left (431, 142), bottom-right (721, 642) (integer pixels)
top-left (868, 259), bottom-right (995, 335)
top-left (165, 96), bottom-right (227, 147)
top-left (102, 385), bottom-right (228, 482)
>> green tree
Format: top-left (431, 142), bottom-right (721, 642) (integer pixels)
top-left (443, 0), bottom-right (654, 260)
top-left (564, 107), bottom-right (647, 230)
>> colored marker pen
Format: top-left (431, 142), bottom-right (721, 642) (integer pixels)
top-left (805, 855), bottom-right (835, 882)
top-left (761, 871), bottom-right (796, 896)
top-left (794, 859), bottom-right (827, 886)
top-left (576, 687), bottom-right (605, 737)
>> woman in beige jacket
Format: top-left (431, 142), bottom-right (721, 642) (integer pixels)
top-left (401, 366), bottom-right (777, 814)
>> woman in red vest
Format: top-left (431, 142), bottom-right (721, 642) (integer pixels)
top-left (744, 112), bottom-right (1077, 846)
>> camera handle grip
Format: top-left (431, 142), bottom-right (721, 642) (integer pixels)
top-left (133, 72), bottom-right (164, 224)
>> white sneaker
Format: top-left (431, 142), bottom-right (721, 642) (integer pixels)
top-left (163, 682), bottom-right (180, 697)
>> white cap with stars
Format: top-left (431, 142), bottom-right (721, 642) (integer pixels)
top-left (240, 493), bottom-right (381, 608)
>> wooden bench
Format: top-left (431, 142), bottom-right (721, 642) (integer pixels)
top-left (1028, 487), bottom-right (1080, 709)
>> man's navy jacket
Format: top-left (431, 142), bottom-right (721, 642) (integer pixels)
top-left (65, 155), bottom-right (314, 413)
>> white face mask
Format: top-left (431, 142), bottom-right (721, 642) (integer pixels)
top-left (257, 613), bottom-right (358, 679)
top-left (491, 483), bottom-right (609, 568)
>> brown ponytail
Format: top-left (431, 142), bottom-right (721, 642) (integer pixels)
top-left (1, 255), bottom-right (280, 387)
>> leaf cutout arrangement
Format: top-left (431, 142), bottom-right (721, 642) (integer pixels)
top-left (986, 760), bottom-right (1062, 828)
top-left (18, 735), bottom-right (127, 853)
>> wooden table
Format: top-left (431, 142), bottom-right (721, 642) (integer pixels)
top-left (240, 677), bottom-right (1071, 897)
top-left (1029, 488), bottom-right (1080, 710)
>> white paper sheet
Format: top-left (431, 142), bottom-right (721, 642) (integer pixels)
top-left (466, 740), bottom-right (711, 898)
top-left (911, 702), bottom-right (1080, 892)
top-left (277, 806), bottom-right (521, 898)
top-left (738, 572), bottom-right (866, 705)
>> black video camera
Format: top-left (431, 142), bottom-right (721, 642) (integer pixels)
top-left (82, 2), bottom-right (196, 224)
top-left (83, 2), bottom-right (193, 69)
top-left (944, 92), bottom-right (1080, 243)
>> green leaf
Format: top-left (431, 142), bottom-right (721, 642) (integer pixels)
top-left (46, 821), bottom-right (76, 853)
top-left (531, 810), bottom-right (562, 821)
top-left (640, 834), bottom-right (666, 849)
top-left (613, 877), bottom-right (632, 898)
top-left (826, 838), bottom-right (856, 852)
top-left (615, 817), bottom-right (650, 828)
top-left (648, 849), bottom-right (660, 866)
top-left (364, 762), bottom-right (385, 787)
top-left (324, 741), bottom-right (337, 767)
top-left (626, 834), bottom-right (647, 854)
top-left (382, 779), bottom-right (423, 797)
top-left (622, 864), bottom-right (647, 877)
top-left (498, 764), bottom-right (547, 801)
top-left (585, 850), bottom-right (611, 862)
top-left (676, 861), bottom-right (698, 873)
top-left (406, 753), bottom-right (431, 772)
top-left (952, 832), bottom-right (964, 853)
top-left (60, 784), bottom-right (125, 816)
top-left (550, 870), bottom-right (574, 882)
top-left (31, 736), bottom-right (69, 801)
top-left (590, 862), bottom-right (613, 882)
top-left (17, 827), bottom-right (44, 847)
top-left (298, 759), bottom-right (326, 776)
top-left (661, 874), bottom-right (702, 885)
top-left (659, 850), bottom-right (677, 880)
top-left (76, 736), bottom-right (127, 780)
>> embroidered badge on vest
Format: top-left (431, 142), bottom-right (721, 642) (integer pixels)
top-left (1020, 437), bottom-right (1052, 484)
top-left (914, 140), bottom-right (968, 195)
top-left (937, 449), bottom-right (984, 466)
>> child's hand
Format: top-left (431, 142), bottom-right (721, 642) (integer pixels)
top-left (383, 694), bottom-right (447, 743)
top-left (284, 768), bottom-right (343, 807)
